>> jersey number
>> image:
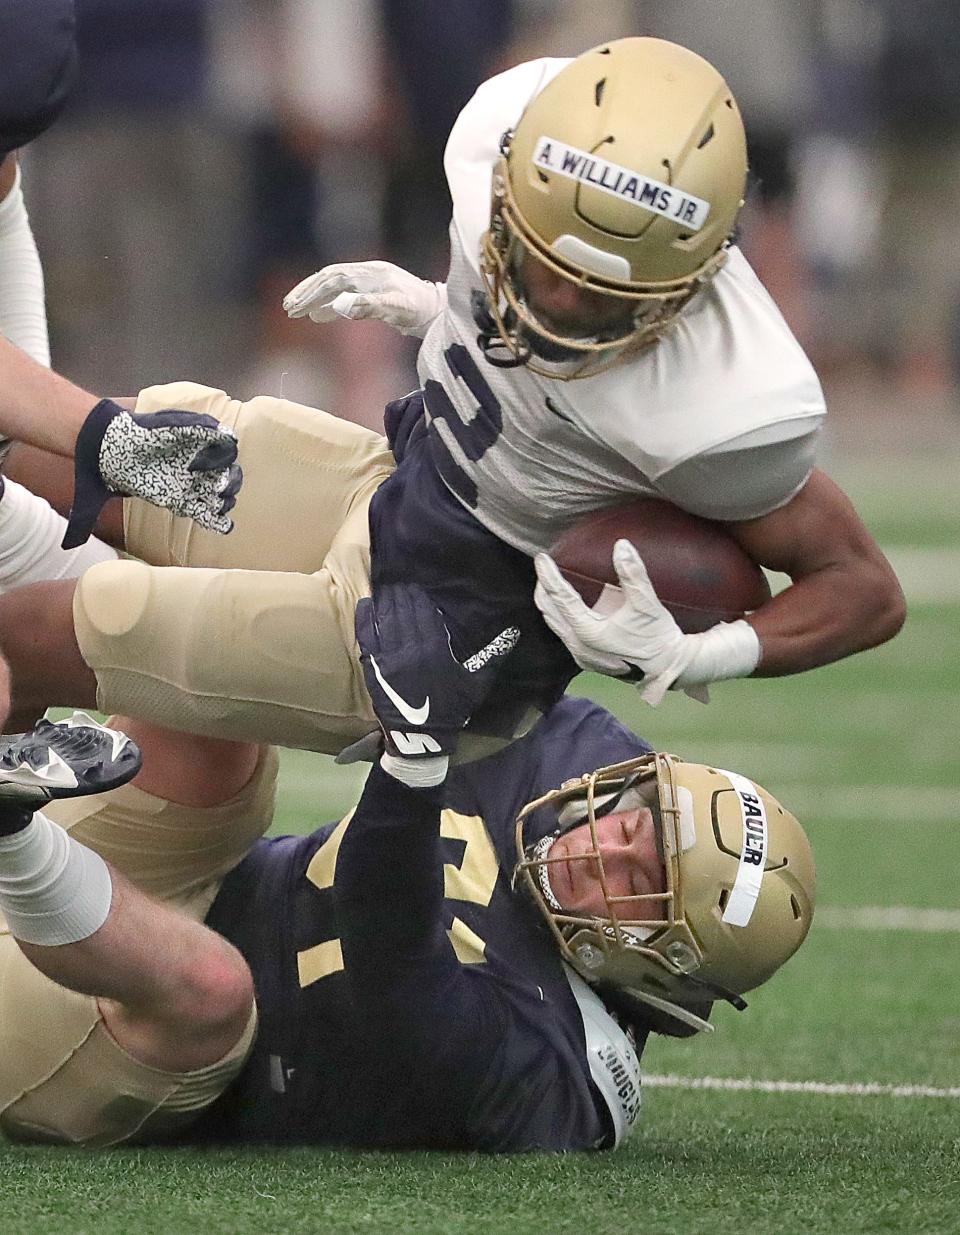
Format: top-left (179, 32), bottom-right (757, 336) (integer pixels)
top-left (296, 808), bottom-right (500, 988)
top-left (423, 344), bottom-right (503, 508)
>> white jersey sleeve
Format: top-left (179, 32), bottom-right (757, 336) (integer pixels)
top-left (0, 480), bottom-right (117, 592)
top-left (444, 58), bottom-right (571, 277)
top-left (0, 163), bottom-right (50, 368)
top-left (415, 60), bottom-right (827, 557)
top-left (655, 428), bottom-right (820, 522)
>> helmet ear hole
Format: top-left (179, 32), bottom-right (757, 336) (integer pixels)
top-left (717, 888), bottom-right (730, 913)
top-left (790, 894), bottom-right (802, 921)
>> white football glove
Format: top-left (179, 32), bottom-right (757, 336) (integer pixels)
top-left (283, 261), bottom-right (446, 338)
top-left (534, 539), bottom-right (762, 706)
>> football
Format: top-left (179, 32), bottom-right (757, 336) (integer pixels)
top-left (549, 497), bottom-right (771, 634)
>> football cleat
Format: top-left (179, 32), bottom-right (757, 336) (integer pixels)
top-left (0, 713), bottom-right (142, 810)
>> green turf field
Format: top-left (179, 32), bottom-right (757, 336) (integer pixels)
top-left (4, 453), bottom-right (959, 1234)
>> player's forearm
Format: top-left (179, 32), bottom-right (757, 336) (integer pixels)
top-left (728, 471), bottom-right (907, 677)
top-left (0, 335), bottom-right (98, 457)
top-left (337, 763), bottom-right (506, 1095)
top-left (336, 763), bottom-right (450, 963)
top-left (748, 554), bottom-right (906, 675)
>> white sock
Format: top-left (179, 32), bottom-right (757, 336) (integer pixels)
top-left (0, 810), bottom-right (113, 945)
top-left (0, 479), bottom-right (117, 593)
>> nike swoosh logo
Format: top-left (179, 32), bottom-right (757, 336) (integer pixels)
top-left (369, 656), bottom-right (430, 724)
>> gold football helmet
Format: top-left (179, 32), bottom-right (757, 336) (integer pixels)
top-left (479, 37), bottom-right (748, 377)
top-left (514, 752), bottom-right (814, 1032)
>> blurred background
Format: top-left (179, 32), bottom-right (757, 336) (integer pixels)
top-left (18, 0), bottom-right (960, 453)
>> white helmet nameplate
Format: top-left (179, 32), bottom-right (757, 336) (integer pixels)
top-left (717, 769), bottom-right (768, 927)
top-left (533, 136), bottom-right (712, 230)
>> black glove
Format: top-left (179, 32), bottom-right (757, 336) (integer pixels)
top-left (355, 584), bottom-right (518, 758)
top-left (62, 399), bottom-right (243, 549)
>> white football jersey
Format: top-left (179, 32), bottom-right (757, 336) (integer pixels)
top-left (416, 58), bottom-right (826, 557)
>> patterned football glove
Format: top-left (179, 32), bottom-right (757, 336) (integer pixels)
top-left (283, 261), bottom-right (445, 338)
top-left (62, 399), bottom-right (243, 549)
top-left (356, 583), bottom-right (519, 758)
top-left (534, 540), bottom-right (761, 706)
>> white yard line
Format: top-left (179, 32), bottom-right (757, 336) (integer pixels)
top-left (644, 1074), bottom-right (960, 1099)
top-left (815, 905), bottom-right (960, 931)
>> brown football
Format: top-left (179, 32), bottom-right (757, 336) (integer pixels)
top-left (549, 497), bottom-right (771, 634)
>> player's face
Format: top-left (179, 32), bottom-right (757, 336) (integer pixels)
top-left (547, 805), bottom-right (665, 920)
top-left (519, 254), bottom-right (636, 339)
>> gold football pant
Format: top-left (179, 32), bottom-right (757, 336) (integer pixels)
top-left (73, 382), bottom-right (397, 752)
top-left (0, 744), bottom-right (278, 1146)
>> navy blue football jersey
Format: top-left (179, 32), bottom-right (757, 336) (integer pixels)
top-left (193, 697), bottom-right (650, 1151)
top-left (368, 391), bottom-right (578, 733)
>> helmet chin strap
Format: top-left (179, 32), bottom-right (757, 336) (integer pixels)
top-left (518, 325), bottom-right (593, 365)
top-left (611, 972), bottom-right (747, 1037)
top-left (619, 986), bottom-right (716, 1034)
top-left (679, 972), bottom-right (749, 1012)
top-left (473, 276), bottom-right (633, 369)
top-left (471, 290), bottom-right (530, 368)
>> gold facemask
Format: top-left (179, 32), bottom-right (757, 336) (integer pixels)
top-left (477, 37), bottom-right (748, 379)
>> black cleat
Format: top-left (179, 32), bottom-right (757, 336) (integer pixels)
top-left (0, 713), bottom-right (142, 812)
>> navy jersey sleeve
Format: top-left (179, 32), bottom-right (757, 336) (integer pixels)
top-left (335, 762), bottom-right (607, 1151)
top-left (0, 0), bottom-right (77, 156)
top-left (383, 390), bottom-right (429, 461)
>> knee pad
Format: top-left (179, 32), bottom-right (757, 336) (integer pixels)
top-left (74, 557), bottom-right (154, 642)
